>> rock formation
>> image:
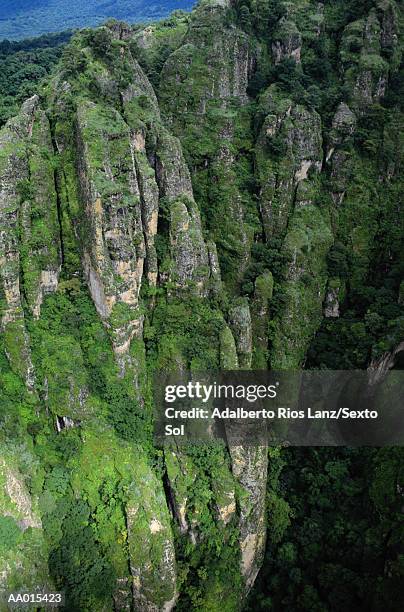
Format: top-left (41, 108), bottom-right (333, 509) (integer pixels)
top-left (0, 0), bottom-right (402, 609)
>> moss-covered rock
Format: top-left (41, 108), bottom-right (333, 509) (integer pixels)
top-left (255, 85), bottom-right (322, 239)
top-left (0, 445), bottom-right (54, 601)
top-left (270, 204), bottom-right (333, 369)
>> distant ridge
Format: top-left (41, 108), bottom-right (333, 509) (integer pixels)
top-left (0, 0), bottom-right (196, 40)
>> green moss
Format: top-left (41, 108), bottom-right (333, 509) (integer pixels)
top-left (254, 271), bottom-right (274, 302)
top-left (359, 53), bottom-right (389, 75)
top-left (0, 448), bottom-right (54, 595)
top-left (220, 326), bottom-right (239, 370)
top-left (110, 301), bottom-right (141, 329)
top-left (3, 321), bottom-right (31, 382)
top-left (270, 204), bottom-right (333, 369)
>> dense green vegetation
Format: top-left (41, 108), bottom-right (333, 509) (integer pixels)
top-left (249, 447), bottom-right (404, 611)
top-left (0, 32), bottom-right (71, 126)
top-left (0, 0), bottom-right (402, 610)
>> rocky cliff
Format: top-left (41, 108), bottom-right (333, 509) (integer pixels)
top-left (0, 0), bottom-right (402, 610)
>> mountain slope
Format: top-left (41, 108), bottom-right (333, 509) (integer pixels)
top-left (0, 1), bottom-right (403, 610)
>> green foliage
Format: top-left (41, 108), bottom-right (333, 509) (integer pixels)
top-left (60, 41), bottom-right (87, 76)
top-left (48, 495), bottom-right (116, 610)
top-left (0, 33), bottom-right (70, 126)
top-left (248, 447), bottom-right (404, 611)
top-left (131, 12), bottom-right (190, 89)
top-left (235, 0), bottom-right (286, 38)
top-left (326, 241), bottom-right (350, 278)
top-left (173, 443), bottom-right (243, 610)
top-left (242, 239), bottom-right (290, 296)
top-left (26, 282), bottom-right (153, 446)
top-left (0, 516), bottom-right (22, 553)
top-left (148, 296), bottom-right (225, 370)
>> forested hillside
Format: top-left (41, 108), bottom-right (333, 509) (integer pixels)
top-left (0, 1), bottom-right (403, 610)
top-left (0, 32), bottom-right (71, 126)
top-left (0, 0), bottom-right (195, 40)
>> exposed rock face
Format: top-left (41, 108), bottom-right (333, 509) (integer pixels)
top-left (378, 0), bottom-right (400, 59)
top-left (156, 129), bottom-right (193, 200)
top-left (126, 470), bottom-right (178, 612)
top-left (253, 82), bottom-right (333, 369)
top-left (0, 99), bottom-right (33, 342)
top-left (154, 126), bottom-right (211, 296)
top-left (324, 287), bottom-right (340, 318)
top-left (399, 280), bottom-right (404, 305)
top-left (76, 100), bottom-right (146, 357)
top-left (0, 449), bottom-right (54, 595)
top-left (329, 149), bottom-right (354, 205)
top-left (132, 133), bottom-right (159, 287)
top-left (155, 129), bottom-right (193, 202)
top-left (55, 415), bottom-right (76, 432)
top-left (270, 203), bottom-right (333, 368)
top-left (169, 196), bottom-right (210, 296)
top-left (220, 312), bottom-right (268, 595)
top-left (323, 278), bottom-right (345, 318)
top-left (122, 53), bottom-right (160, 116)
top-left (220, 325), bottom-right (239, 370)
top-left (228, 444), bottom-right (268, 589)
top-left (158, 0), bottom-right (256, 287)
top-left (0, 96), bottom-right (62, 388)
top-left (207, 240), bottom-right (223, 295)
top-left (272, 18), bottom-right (302, 64)
top-left (353, 67), bottom-right (388, 111)
top-left (368, 341), bottom-right (404, 385)
top-left (0, 458), bottom-right (41, 531)
top-left (22, 108), bottom-right (61, 318)
top-left (160, 10), bottom-right (255, 115)
top-left (164, 448), bottom-right (195, 536)
top-left (340, 5), bottom-right (401, 113)
top-left (326, 102), bottom-right (357, 161)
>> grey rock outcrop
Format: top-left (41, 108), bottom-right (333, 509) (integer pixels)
top-left (272, 18), bottom-right (302, 65)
